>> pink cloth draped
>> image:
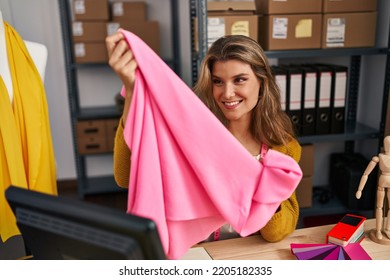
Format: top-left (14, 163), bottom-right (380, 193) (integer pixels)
top-left (121, 30), bottom-right (303, 260)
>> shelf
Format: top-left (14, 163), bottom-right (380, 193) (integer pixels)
top-left (298, 122), bottom-right (379, 144)
top-left (72, 58), bottom-right (177, 70)
top-left (77, 106), bottom-right (121, 120)
top-left (265, 47), bottom-right (388, 59)
top-left (80, 175), bottom-right (127, 196)
top-left (192, 47), bottom-right (388, 63)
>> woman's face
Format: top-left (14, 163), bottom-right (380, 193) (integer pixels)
top-left (212, 59), bottom-right (261, 124)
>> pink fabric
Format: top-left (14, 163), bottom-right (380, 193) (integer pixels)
top-left (121, 30), bottom-right (303, 260)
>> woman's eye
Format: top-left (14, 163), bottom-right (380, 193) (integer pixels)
top-left (212, 79), bottom-right (222, 85)
top-left (235, 77), bottom-right (246, 83)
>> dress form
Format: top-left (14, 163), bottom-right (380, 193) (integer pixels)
top-left (0, 10), bottom-right (49, 260)
top-left (0, 10), bottom-right (48, 101)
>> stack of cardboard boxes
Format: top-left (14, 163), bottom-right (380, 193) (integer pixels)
top-left (76, 118), bottom-right (119, 154)
top-left (297, 144), bottom-right (314, 208)
top-left (200, 0), bottom-right (377, 51)
top-left (72, 0), bottom-right (110, 63)
top-left (71, 0), bottom-right (160, 63)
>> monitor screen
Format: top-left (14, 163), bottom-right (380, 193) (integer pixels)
top-left (5, 186), bottom-right (166, 260)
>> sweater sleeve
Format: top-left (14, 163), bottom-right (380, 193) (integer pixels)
top-left (113, 118), bottom-right (131, 188)
top-left (259, 138), bottom-right (302, 242)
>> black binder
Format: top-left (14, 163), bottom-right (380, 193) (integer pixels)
top-left (298, 65), bottom-right (317, 136)
top-left (313, 64), bottom-right (332, 135)
top-left (282, 65), bottom-right (303, 136)
top-left (328, 64), bottom-right (348, 134)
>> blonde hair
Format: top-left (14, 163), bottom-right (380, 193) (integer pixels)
top-left (193, 35), bottom-right (295, 147)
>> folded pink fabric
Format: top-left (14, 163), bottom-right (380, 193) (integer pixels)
top-left (121, 30), bottom-right (303, 259)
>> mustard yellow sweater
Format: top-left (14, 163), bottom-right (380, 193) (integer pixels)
top-left (113, 119), bottom-right (302, 242)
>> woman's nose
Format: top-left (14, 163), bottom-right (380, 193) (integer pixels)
top-left (222, 83), bottom-right (235, 98)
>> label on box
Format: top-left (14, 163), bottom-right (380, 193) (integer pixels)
top-left (107, 22), bottom-right (121, 36)
top-left (231, 21), bottom-right (249, 37)
top-left (326, 18), bottom-right (345, 47)
top-left (112, 3), bottom-right (124, 16)
top-left (74, 0), bottom-right (86, 15)
top-left (273, 18), bottom-right (288, 39)
top-left (208, 17), bottom-right (225, 47)
top-left (74, 43), bottom-right (86, 57)
top-left (72, 22), bottom-right (84, 36)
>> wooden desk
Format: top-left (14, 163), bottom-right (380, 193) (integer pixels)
top-left (198, 219), bottom-right (390, 260)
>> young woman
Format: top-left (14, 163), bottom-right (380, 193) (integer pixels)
top-left (106, 32), bottom-right (301, 243)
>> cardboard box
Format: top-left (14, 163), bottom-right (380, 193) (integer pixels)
top-left (323, 0), bottom-right (377, 13)
top-left (195, 14), bottom-right (259, 48)
top-left (255, 0), bottom-right (322, 15)
top-left (73, 42), bottom-right (108, 63)
top-left (208, 0), bottom-right (256, 12)
top-left (322, 12), bottom-right (377, 48)
top-left (72, 0), bottom-right (109, 21)
top-left (76, 120), bottom-right (108, 154)
top-left (77, 137), bottom-right (108, 154)
top-left (107, 21), bottom-right (160, 54)
top-left (111, 1), bottom-right (146, 22)
top-left (258, 13), bottom-right (322, 50)
top-left (72, 21), bottom-right (108, 42)
top-left (296, 176), bottom-right (313, 208)
top-left (299, 144), bottom-right (314, 177)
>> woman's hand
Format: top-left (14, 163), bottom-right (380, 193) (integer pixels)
top-left (106, 30), bottom-right (137, 125)
top-left (106, 30), bottom-right (137, 93)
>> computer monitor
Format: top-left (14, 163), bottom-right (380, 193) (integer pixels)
top-left (5, 186), bottom-right (166, 260)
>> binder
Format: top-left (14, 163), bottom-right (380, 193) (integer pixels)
top-left (279, 65), bottom-right (303, 136)
top-left (298, 65), bottom-right (317, 136)
top-left (271, 65), bottom-right (288, 112)
top-left (313, 64), bottom-right (332, 135)
top-left (328, 64), bottom-right (348, 134)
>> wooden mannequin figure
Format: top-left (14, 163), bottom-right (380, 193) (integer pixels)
top-left (356, 135), bottom-right (390, 245)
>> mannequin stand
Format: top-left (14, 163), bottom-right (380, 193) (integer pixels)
top-left (368, 228), bottom-right (390, 245)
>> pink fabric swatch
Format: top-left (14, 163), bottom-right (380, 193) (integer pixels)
top-left (121, 30), bottom-right (303, 259)
top-left (343, 242), bottom-right (372, 260)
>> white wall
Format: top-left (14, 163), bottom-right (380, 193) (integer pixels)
top-left (0, 0), bottom-right (192, 180)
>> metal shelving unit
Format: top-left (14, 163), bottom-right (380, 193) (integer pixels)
top-left (58, 0), bottom-right (181, 198)
top-left (190, 0), bottom-right (390, 219)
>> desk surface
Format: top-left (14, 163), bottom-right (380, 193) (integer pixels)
top-left (198, 219), bottom-right (390, 260)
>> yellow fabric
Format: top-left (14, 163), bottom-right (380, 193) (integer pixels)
top-left (0, 21), bottom-right (57, 242)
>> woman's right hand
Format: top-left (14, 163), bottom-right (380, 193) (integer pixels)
top-left (106, 30), bottom-right (137, 92)
top-left (106, 29), bottom-right (137, 124)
